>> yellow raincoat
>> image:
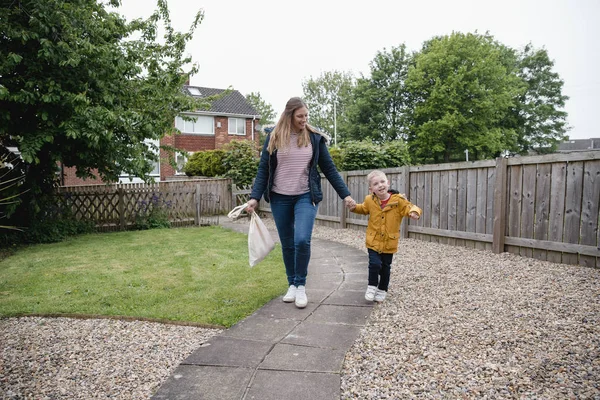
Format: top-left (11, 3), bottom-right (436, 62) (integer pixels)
top-left (352, 191), bottom-right (422, 254)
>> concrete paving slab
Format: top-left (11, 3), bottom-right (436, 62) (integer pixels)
top-left (306, 272), bottom-right (343, 286)
top-left (282, 321), bottom-right (363, 349)
top-left (259, 343), bottom-right (347, 373)
top-left (151, 364), bottom-right (252, 400)
top-left (245, 370), bottom-right (340, 400)
top-left (221, 314), bottom-right (298, 342)
top-left (183, 336), bottom-right (272, 368)
top-left (339, 261), bottom-right (368, 274)
top-left (307, 304), bottom-right (373, 326)
top-left (323, 289), bottom-right (374, 307)
top-left (339, 278), bottom-right (367, 291)
top-left (304, 288), bottom-right (334, 304)
top-left (343, 272), bottom-right (366, 283)
top-left (309, 261), bottom-right (343, 274)
top-left (302, 276), bottom-right (340, 291)
top-left (253, 298), bottom-right (318, 320)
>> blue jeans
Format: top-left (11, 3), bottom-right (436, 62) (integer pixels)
top-left (367, 249), bottom-right (393, 291)
top-left (270, 192), bottom-right (318, 287)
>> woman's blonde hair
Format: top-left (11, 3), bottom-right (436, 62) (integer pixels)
top-left (267, 97), bottom-right (317, 154)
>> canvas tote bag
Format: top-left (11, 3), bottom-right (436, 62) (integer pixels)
top-left (228, 203), bottom-right (275, 267)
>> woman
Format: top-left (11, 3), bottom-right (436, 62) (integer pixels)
top-left (246, 97), bottom-right (355, 309)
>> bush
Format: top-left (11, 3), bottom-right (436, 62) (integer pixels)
top-left (328, 146), bottom-right (344, 171)
top-left (337, 139), bottom-right (411, 171)
top-left (382, 140), bottom-right (411, 167)
top-left (184, 149), bottom-right (225, 177)
top-left (222, 140), bottom-right (259, 187)
top-left (0, 216), bottom-right (96, 248)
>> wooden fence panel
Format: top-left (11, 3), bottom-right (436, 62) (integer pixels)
top-left (533, 164), bottom-right (551, 261)
top-left (547, 163), bottom-right (567, 263)
top-left (563, 162), bottom-right (584, 265)
top-left (520, 165), bottom-right (537, 258)
top-left (475, 168), bottom-right (488, 250)
top-left (456, 169), bottom-right (467, 247)
top-left (466, 168), bottom-right (477, 248)
top-left (580, 160), bottom-right (600, 267)
top-left (507, 165), bottom-right (522, 256)
top-left (486, 167), bottom-right (495, 246)
top-left (447, 170), bottom-right (458, 246)
top-left (431, 171), bottom-right (440, 244)
top-left (439, 170), bottom-right (449, 244)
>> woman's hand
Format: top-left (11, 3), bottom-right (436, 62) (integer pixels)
top-left (409, 211), bottom-right (420, 220)
top-left (246, 199), bottom-right (258, 214)
top-left (344, 196), bottom-right (356, 209)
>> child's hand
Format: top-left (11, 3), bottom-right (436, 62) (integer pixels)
top-left (409, 211), bottom-right (419, 220)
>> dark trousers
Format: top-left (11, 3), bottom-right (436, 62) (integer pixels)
top-left (367, 249), bottom-right (393, 291)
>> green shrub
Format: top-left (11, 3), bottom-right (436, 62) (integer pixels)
top-left (337, 139), bottom-right (411, 171)
top-left (222, 140), bottom-right (259, 187)
top-left (328, 146), bottom-right (344, 171)
top-left (382, 140), bottom-right (411, 167)
top-left (184, 149), bottom-right (225, 177)
top-left (339, 140), bottom-right (388, 171)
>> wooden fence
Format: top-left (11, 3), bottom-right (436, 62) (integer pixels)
top-left (58, 178), bottom-right (233, 231)
top-left (258, 150), bottom-right (600, 268)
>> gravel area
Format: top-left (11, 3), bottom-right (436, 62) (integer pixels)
top-left (0, 318), bottom-right (221, 399)
top-left (1, 218), bottom-right (599, 399)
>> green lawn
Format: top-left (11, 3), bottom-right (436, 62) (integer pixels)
top-left (0, 226), bottom-right (286, 328)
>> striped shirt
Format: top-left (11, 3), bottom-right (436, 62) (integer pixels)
top-left (272, 133), bottom-right (313, 195)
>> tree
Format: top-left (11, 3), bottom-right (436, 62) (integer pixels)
top-left (0, 0), bottom-right (206, 226)
top-left (404, 32), bottom-right (524, 163)
top-left (508, 44), bottom-right (569, 154)
top-left (245, 92), bottom-right (275, 126)
top-left (301, 70), bottom-right (354, 145)
top-left (346, 45), bottom-right (412, 143)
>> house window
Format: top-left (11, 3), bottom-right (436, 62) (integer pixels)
top-left (175, 115), bottom-right (214, 135)
top-left (175, 152), bottom-right (191, 175)
top-left (228, 118), bottom-right (246, 135)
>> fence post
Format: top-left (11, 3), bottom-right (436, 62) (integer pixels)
top-left (401, 165), bottom-right (410, 239)
top-left (492, 157), bottom-right (508, 253)
top-left (195, 184), bottom-right (201, 226)
top-left (118, 187), bottom-right (125, 231)
top-left (340, 172), bottom-right (348, 229)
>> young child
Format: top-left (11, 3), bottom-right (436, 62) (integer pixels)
top-left (350, 170), bottom-right (421, 302)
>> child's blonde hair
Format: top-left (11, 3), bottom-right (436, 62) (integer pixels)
top-left (366, 170), bottom-right (387, 186)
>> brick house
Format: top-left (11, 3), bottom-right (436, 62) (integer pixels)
top-left (61, 86), bottom-right (261, 186)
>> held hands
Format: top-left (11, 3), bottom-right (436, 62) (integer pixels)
top-left (344, 196), bottom-right (356, 210)
top-left (246, 199), bottom-right (258, 214)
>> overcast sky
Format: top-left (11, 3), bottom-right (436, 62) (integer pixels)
top-left (116, 0), bottom-right (599, 140)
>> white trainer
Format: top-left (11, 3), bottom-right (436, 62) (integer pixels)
top-left (375, 289), bottom-right (387, 302)
top-left (283, 285), bottom-right (296, 303)
top-left (295, 285), bottom-right (308, 308)
top-left (365, 285), bottom-right (378, 301)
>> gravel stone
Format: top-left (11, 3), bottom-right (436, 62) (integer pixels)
top-left (1, 218), bottom-right (599, 399)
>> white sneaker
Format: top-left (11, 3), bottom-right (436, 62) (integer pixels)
top-left (295, 285), bottom-right (308, 308)
top-left (365, 285), bottom-right (377, 301)
top-left (283, 285), bottom-right (296, 303)
top-left (375, 289), bottom-right (387, 302)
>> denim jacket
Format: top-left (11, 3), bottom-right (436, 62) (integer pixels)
top-left (250, 131), bottom-right (350, 204)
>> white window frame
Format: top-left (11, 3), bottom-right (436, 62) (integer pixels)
top-left (118, 139), bottom-right (160, 181)
top-left (228, 118), bottom-right (246, 136)
top-left (175, 115), bottom-right (214, 135)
